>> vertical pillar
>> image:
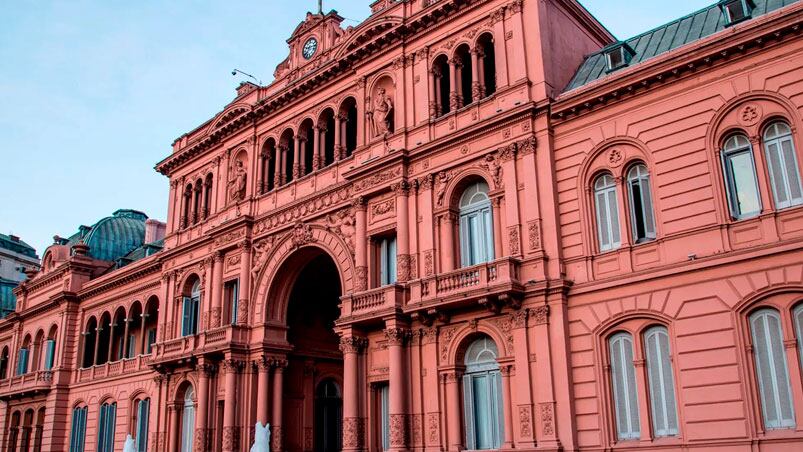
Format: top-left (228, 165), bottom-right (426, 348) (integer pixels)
top-left (394, 181), bottom-right (411, 282)
top-left (428, 69), bottom-right (438, 120)
top-left (385, 322), bottom-right (410, 452)
top-left (448, 58), bottom-right (459, 111)
top-left (195, 363), bottom-right (213, 452)
top-left (294, 136), bottom-right (304, 179)
top-left (93, 325), bottom-right (101, 366)
top-left (354, 197), bottom-right (368, 292)
top-left (256, 357), bottom-right (270, 426)
top-left (222, 359), bottom-right (242, 452)
top-left (470, 49), bottom-right (481, 101)
top-left (312, 126), bottom-right (322, 171)
top-left (271, 360), bottom-right (287, 452)
top-left (122, 317), bottom-right (131, 359)
top-left (334, 116), bottom-right (343, 161)
top-left (211, 252), bottom-right (224, 328)
top-left (238, 241), bottom-right (252, 325)
top-left (492, 198), bottom-right (503, 259)
top-left (139, 313), bottom-right (148, 355)
top-left (340, 334), bottom-right (367, 452)
top-left (438, 213), bottom-right (455, 272)
top-left (107, 320), bottom-right (116, 363)
top-left (499, 364), bottom-right (515, 448)
top-left (168, 405), bottom-right (180, 452)
top-left (444, 371), bottom-right (463, 452)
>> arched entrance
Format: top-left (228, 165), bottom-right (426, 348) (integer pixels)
top-left (278, 248), bottom-right (344, 452)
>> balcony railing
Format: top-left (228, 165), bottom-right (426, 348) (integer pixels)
top-left (75, 355), bottom-right (153, 383)
top-left (0, 370), bottom-right (53, 398)
top-left (341, 284), bottom-right (406, 318)
top-left (150, 325), bottom-right (249, 363)
top-left (408, 257), bottom-right (522, 308)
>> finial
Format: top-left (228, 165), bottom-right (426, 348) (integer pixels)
top-left (318, 0), bottom-right (323, 15)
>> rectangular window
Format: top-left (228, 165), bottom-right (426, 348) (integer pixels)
top-left (765, 137), bottom-right (803, 209)
top-left (721, 0), bottom-right (753, 25)
top-left (181, 297), bottom-right (198, 336)
top-left (723, 149), bottom-right (761, 219)
top-left (127, 334), bottom-right (136, 359)
top-left (69, 407), bottom-right (88, 452)
top-left (379, 383), bottom-right (390, 451)
top-left (224, 280), bottom-right (239, 325)
top-left (610, 334), bottom-right (640, 440)
top-left (378, 236), bottom-right (397, 287)
top-left (97, 403), bottom-right (117, 452)
top-left (135, 399), bottom-right (150, 452)
top-left (146, 329), bottom-right (157, 354)
top-left (44, 340), bottom-right (56, 370)
top-left (16, 348), bottom-right (29, 375)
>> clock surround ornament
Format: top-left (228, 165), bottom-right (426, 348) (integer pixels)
top-left (303, 37), bottom-right (318, 60)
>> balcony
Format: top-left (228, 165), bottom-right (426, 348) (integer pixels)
top-left (0, 370), bottom-right (53, 399)
top-left (407, 257), bottom-right (524, 313)
top-left (341, 284), bottom-right (407, 319)
top-left (150, 325), bottom-right (250, 365)
top-left (75, 355), bottom-right (153, 383)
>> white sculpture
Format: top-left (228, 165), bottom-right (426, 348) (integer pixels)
top-left (123, 435), bottom-right (136, 452)
top-left (251, 422), bottom-right (271, 452)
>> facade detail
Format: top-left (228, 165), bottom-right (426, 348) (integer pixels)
top-left (3, 1), bottom-right (803, 452)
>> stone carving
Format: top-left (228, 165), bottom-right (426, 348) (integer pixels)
top-left (427, 413), bottom-right (440, 445)
top-left (424, 250), bottom-right (434, 276)
top-left (739, 103), bottom-right (762, 126)
top-left (339, 336), bottom-right (368, 354)
top-left (390, 414), bottom-right (408, 447)
top-left (372, 199), bottom-right (395, 217)
top-left (237, 298), bottom-right (249, 324)
top-left (412, 414), bottom-right (423, 446)
top-left (324, 209), bottom-right (356, 252)
top-left (508, 226), bottom-right (521, 256)
top-left (409, 254), bottom-right (418, 279)
top-left (439, 326), bottom-right (457, 362)
top-left (385, 327), bottom-right (411, 346)
top-left (371, 87), bottom-right (394, 137)
top-left (270, 426), bottom-right (282, 452)
top-left (251, 236), bottom-right (276, 279)
top-left (494, 315), bottom-right (515, 354)
top-left (342, 418), bottom-right (364, 449)
top-left (291, 223), bottom-right (316, 248)
top-left (355, 266), bottom-right (368, 292)
top-left (435, 171), bottom-right (453, 207)
top-left (528, 221), bottom-right (540, 251)
top-left (397, 254), bottom-right (411, 282)
top-left (531, 305), bottom-right (549, 325)
top-left (254, 186), bottom-right (352, 234)
top-left (608, 148), bottom-right (624, 167)
top-left (518, 405), bottom-right (533, 438)
top-left (540, 403), bottom-right (555, 436)
top-left (354, 166), bottom-right (403, 192)
top-left (228, 159), bottom-right (247, 202)
top-left (479, 151), bottom-right (503, 187)
top-left (222, 426), bottom-right (240, 451)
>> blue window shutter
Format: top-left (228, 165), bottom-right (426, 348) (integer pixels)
top-left (44, 340), bottom-right (55, 370)
top-left (388, 237), bottom-right (397, 284)
top-left (181, 297), bottom-right (191, 336)
top-left (463, 373), bottom-right (476, 450)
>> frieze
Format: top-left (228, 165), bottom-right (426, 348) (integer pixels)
top-left (370, 199), bottom-right (396, 221)
top-left (291, 222), bottom-right (316, 248)
top-left (478, 151), bottom-right (503, 188)
top-left (353, 166), bottom-right (403, 192)
top-left (254, 185), bottom-right (352, 235)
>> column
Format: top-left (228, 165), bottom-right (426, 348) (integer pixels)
top-left (428, 69), bottom-right (439, 119)
top-left (499, 364), bottom-right (515, 448)
top-left (211, 252), bottom-right (224, 328)
top-left (222, 359), bottom-right (242, 452)
top-left (470, 48), bottom-right (481, 101)
top-left (93, 325), bottom-right (101, 366)
top-left (107, 321), bottom-right (116, 363)
top-left (122, 317), bottom-right (131, 359)
top-left (354, 197), bottom-right (368, 291)
top-left (139, 312), bottom-right (148, 355)
top-left (334, 115), bottom-right (343, 161)
top-left (448, 58), bottom-right (459, 111)
top-left (394, 182), bottom-right (411, 282)
top-left (271, 360), bottom-right (287, 452)
top-left (340, 334), bottom-right (366, 452)
top-left (385, 323), bottom-right (410, 452)
top-left (195, 363), bottom-right (213, 452)
top-left (492, 198), bottom-right (503, 259)
top-left (444, 371), bottom-right (463, 452)
top-left (312, 126), bottom-right (322, 171)
top-left (276, 145), bottom-right (286, 186)
top-left (238, 241), bottom-right (252, 325)
top-left (294, 135), bottom-right (303, 179)
top-left (256, 357), bottom-right (270, 426)
top-left (168, 405), bottom-right (180, 452)
top-left (438, 213), bottom-right (455, 273)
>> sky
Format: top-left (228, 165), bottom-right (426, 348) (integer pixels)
top-left (0, 0), bottom-right (713, 257)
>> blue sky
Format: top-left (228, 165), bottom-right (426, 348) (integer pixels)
top-left (0, 0), bottom-right (712, 256)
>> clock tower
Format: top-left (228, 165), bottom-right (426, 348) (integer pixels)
top-left (273, 8), bottom-right (348, 81)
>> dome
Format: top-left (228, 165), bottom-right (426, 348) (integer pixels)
top-left (65, 209), bottom-right (149, 263)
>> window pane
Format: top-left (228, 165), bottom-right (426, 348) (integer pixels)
top-left (727, 151), bottom-right (761, 217)
top-left (645, 327), bottom-right (679, 436)
top-left (596, 191), bottom-right (611, 250)
top-left (608, 188), bottom-right (621, 246)
top-left (473, 375), bottom-right (492, 449)
top-left (380, 384), bottom-right (390, 451)
top-left (782, 139), bottom-right (803, 202)
top-left (610, 334), bottom-right (640, 440)
top-left (796, 305), bottom-right (803, 371)
top-left (751, 310), bottom-right (796, 429)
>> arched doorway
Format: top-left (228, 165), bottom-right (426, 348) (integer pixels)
top-left (278, 249), bottom-right (343, 452)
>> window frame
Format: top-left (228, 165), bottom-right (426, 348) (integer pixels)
top-left (462, 336), bottom-right (504, 450)
top-left (626, 164), bottom-right (657, 244)
top-left (762, 121), bottom-right (803, 210)
top-left (594, 173), bottom-right (622, 253)
top-left (69, 405), bottom-right (88, 452)
top-left (643, 326), bottom-right (679, 437)
top-left (458, 181), bottom-right (495, 268)
top-left (748, 308), bottom-right (796, 430)
top-left (97, 401), bottom-right (118, 452)
top-left (376, 235), bottom-right (398, 287)
top-left (224, 278), bottom-right (240, 325)
top-left (181, 279), bottom-right (201, 337)
top-left (721, 134), bottom-right (763, 220)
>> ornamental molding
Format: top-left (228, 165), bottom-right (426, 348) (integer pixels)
top-left (253, 184), bottom-right (352, 236)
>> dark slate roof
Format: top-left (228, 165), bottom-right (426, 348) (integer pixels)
top-left (59, 209), bottom-right (150, 263)
top-left (0, 233), bottom-right (37, 259)
top-left (115, 239), bottom-right (164, 269)
top-left (565, 0), bottom-right (799, 92)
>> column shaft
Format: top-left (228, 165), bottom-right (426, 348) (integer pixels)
top-left (222, 360), bottom-right (240, 452)
top-left (354, 199), bottom-right (368, 291)
top-left (271, 363), bottom-right (285, 452)
top-left (211, 253), bottom-right (224, 328)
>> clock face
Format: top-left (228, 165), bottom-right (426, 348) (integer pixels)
top-left (302, 37), bottom-right (318, 60)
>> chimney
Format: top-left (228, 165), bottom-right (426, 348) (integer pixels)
top-left (144, 219), bottom-right (167, 244)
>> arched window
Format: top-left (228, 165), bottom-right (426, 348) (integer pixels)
top-left (193, 179), bottom-right (203, 224)
top-left (315, 379), bottom-right (343, 452)
top-left (82, 318), bottom-right (97, 368)
top-left (462, 336), bottom-right (504, 450)
top-left (68, 406), bottom-right (88, 452)
top-left (433, 55), bottom-right (451, 117)
top-left (43, 334), bottom-right (56, 371)
top-left (795, 304), bottom-right (803, 369)
top-left (609, 332), bottom-right (640, 440)
top-left (643, 326), bottom-right (678, 437)
top-left (722, 134), bottom-right (761, 219)
top-left (97, 401), bottom-right (117, 452)
top-left (17, 336), bottom-right (31, 376)
top-left (456, 44), bottom-right (473, 107)
top-left (749, 309), bottom-right (795, 429)
top-left (459, 181), bottom-right (494, 267)
top-left (181, 279), bottom-right (201, 337)
top-left (764, 122), bottom-right (803, 209)
top-left (0, 346), bottom-right (8, 379)
top-left (182, 184), bottom-right (192, 228)
top-left (594, 174), bottom-right (621, 252)
top-left (181, 386), bottom-right (196, 452)
top-left (477, 33), bottom-right (496, 98)
top-left (627, 164), bottom-right (656, 243)
top-left (133, 398), bottom-right (150, 452)
top-left (203, 174), bottom-right (213, 219)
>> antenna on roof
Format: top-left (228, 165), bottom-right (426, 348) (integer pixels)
top-left (318, 0), bottom-right (323, 14)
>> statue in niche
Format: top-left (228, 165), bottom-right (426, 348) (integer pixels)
top-left (228, 159), bottom-right (247, 202)
top-left (371, 87), bottom-right (394, 137)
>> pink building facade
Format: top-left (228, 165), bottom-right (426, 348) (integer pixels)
top-left (3, 1), bottom-right (803, 452)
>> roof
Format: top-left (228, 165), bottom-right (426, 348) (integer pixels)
top-left (0, 233), bottom-right (38, 259)
top-left (0, 278), bottom-right (18, 319)
top-left (565, 0), bottom-right (799, 92)
top-left (58, 209), bottom-right (151, 263)
top-left (115, 239), bottom-right (164, 269)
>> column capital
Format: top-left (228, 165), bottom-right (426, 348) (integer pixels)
top-left (352, 196), bottom-right (368, 209)
top-left (339, 336), bottom-right (368, 354)
top-left (384, 327), bottom-right (412, 346)
top-left (391, 180), bottom-right (411, 196)
top-left (531, 305), bottom-right (549, 325)
top-left (222, 359), bottom-right (245, 374)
